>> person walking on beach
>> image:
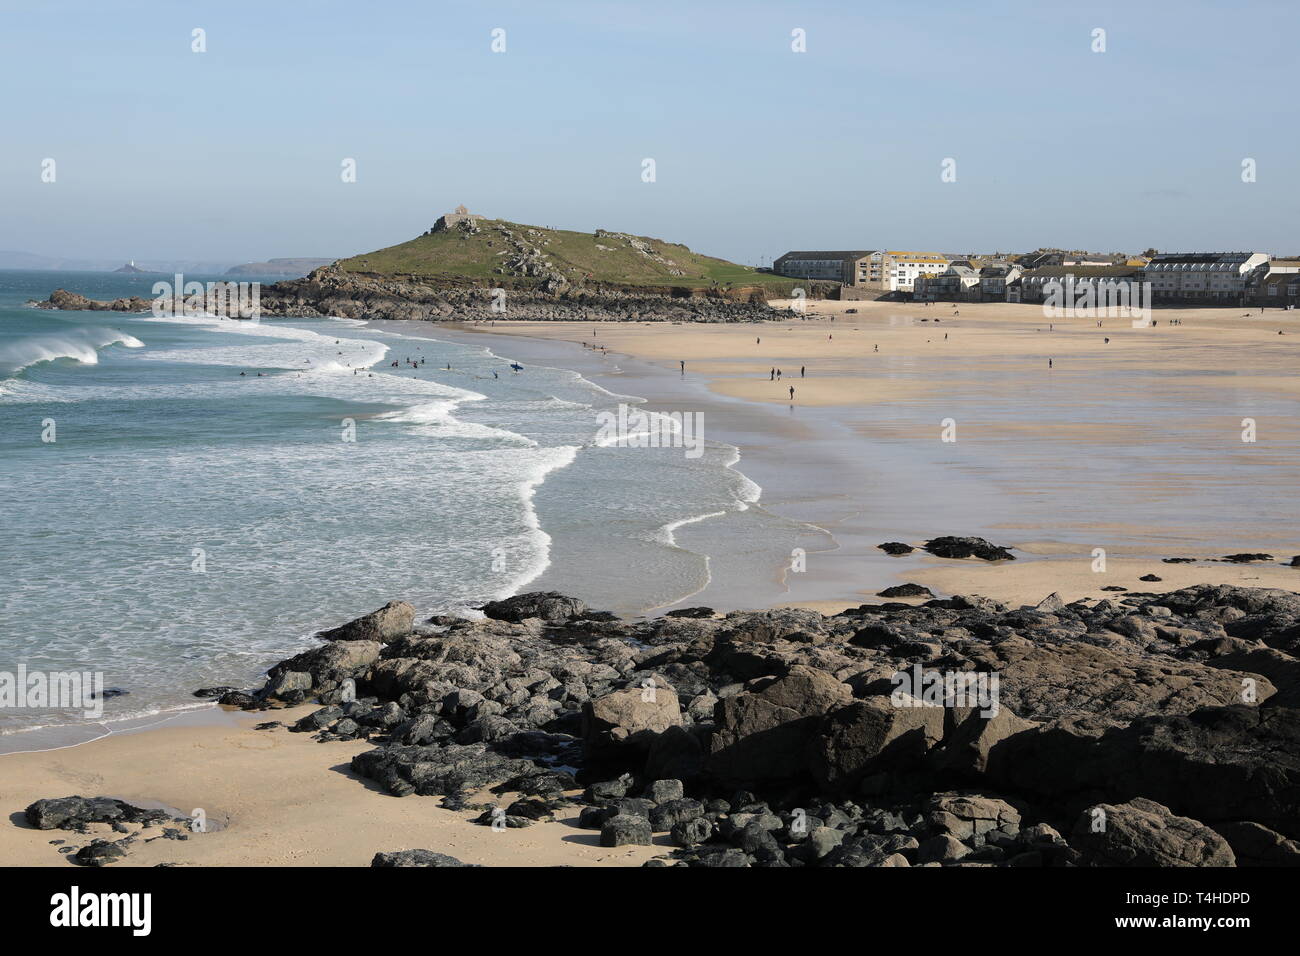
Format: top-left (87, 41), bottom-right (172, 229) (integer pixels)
top-left (770, 368), bottom-right (775, 381)
top-left (1049, 358), bottom-right (1053, 369)
top-left (776, 369), bottom-right (782, 379)
top-left (680, 359), bottom-right (685, 374)
top-left (789, 385), bottom-right (795, 400)
top-left (800, 365), bottom-right (805, 377)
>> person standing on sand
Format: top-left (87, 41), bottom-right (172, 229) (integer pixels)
top-left (680, 360), bottom-right (685, 374)
top-left (789, 385), bottom-right (795, 400)
top-left (770, 368), bottom-right (775, 381)
top-left (757, 337), bottom-right (761, 345)
top-left (1049, 358), bottom-right (1053, 368)
top-left (800, 366), bottom-right (805, 377)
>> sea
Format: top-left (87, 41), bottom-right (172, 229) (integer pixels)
top-left (0, 270), bottom-right (788, 741)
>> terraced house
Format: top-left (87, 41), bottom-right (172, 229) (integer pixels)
top-left (1016, 265), bottom-right (1147, 303)
top-left (1143, 252), bottom-right (1268, 302)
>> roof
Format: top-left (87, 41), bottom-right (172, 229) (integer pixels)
top-left (775, 250), bottom-right (874, 261)
top-left (1259, 272), bottom-right (1300, 286)
top-left (1148, 252), bottom-right (1262, 264)
top-left (1021, 265), bottom-right (1145, 278)
top-left (883, 251), bottom-right (948, 261)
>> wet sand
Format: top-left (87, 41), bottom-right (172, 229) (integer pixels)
top-left (453, 300), bottom-right (1300, 605)
top-left (6, 300), bottom-right (1297, 868)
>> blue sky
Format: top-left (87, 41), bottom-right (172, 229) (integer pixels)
top-left (2, 0), bottom-right (1296, 264)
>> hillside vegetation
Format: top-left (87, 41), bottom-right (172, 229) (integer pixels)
top-left (336, 217), bottom-right (805, 295)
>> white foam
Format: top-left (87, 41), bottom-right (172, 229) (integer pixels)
top-left (0, 328), bottom-right (144, 377)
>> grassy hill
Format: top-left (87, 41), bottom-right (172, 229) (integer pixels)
top-left (335, 217), bottom-right (807, 295)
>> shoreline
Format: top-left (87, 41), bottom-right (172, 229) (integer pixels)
top-left (5, 302), bottom-right (1299, 868)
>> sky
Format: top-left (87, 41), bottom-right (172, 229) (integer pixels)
top-left (1, 0), bottom-right (1296, 266)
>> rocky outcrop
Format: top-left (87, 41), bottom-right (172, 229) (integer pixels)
top-left (32, 265), bottom-right (790, 324)
top-left (197, 583), bottom-right (1300, 867)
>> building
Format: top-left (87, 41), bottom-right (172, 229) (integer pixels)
top-left (978, 263), bottom-right (1022, 301)
top-left (1252, 272), bottom-right (1300, 308)
top-left (428, 204), bottom-right (487, 234)
top-left (772, 250), bottom-right (875, 286)
top-left (1143, 252), bottom-right (1268, 302)
top-left (1018, 251), bottom-right (1123, 269)
top-left (1264, 258), bottom-right (1300, 274)
top-left (1018, 265), bottom-right (1147, 303)
top-left (914, 264), bottom-right (986, 301)
top-left (861, 251), bottom-right (950, 293)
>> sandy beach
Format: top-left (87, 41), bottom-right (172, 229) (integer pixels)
top-left (0, 705), bottom-right (662, 867)
top-left (6, 299), bottom-right (1299, 868)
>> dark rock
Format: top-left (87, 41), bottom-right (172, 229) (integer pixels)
top-left (317, 600), bottom-right (414, 643)
top-left (73, 840), bottom-right (127, 867)
top-left (371, 849), bottom-right (477, 867)
top-left (876, 584), bottom-right (934, 599)
top-left (877, 542), bottom-right (915, 555)
top-left (480, 591), bottom-right (586, 624)
top-left (670, 816), bottom-right (714, 847)
top-left (709, 665), bottom-right (852, 785)
top-left (601, 814), bottom-right (652, 847)
top-left (923, 536), bottom-right (1015, 561)
top-left (665, 607), bottom-right (716, 619)
top-left (25, 796), bottom-right (170, 831)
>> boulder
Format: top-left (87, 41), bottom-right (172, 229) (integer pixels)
top-left (877, 542), bottom-right (915, 555)
top-left (480, 592), bottom-right (586, 624)
top-left (923, 536), bottom-right (1015, 561)
top-left (25, 796), bottom-right (171, 831)
top-left (1211, 821), bottom-right (1300, 867)
top-left (601, 814), bottom-right (652, 847)
top-left (582, 675), bottom-right (682, 759)
top-left (371, 849), bottom-right (477, 867)
top-left (1070, 798), bottom-right (1235, 867)
top-left (708, 665), bottom-right (852, 785)
top-left (808, 697), bottom-right (947, 791)
top-left (317, 601), bottom-right (414, 643)
top-left (877, 584), bottom-right (934, 599)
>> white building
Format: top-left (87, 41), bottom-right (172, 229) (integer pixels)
top-left (863, 251), bottom-right (949, 293)
top-left (1143, 252), bottom-right (1268, 301)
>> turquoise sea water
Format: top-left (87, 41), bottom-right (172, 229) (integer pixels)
top-left (0, 270), bottom-right (777, 736)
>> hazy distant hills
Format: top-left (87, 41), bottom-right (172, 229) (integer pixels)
top-left (225, 257), bottom-right (336, 277)
top-left (1, 251), bottom-right (335, 278)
